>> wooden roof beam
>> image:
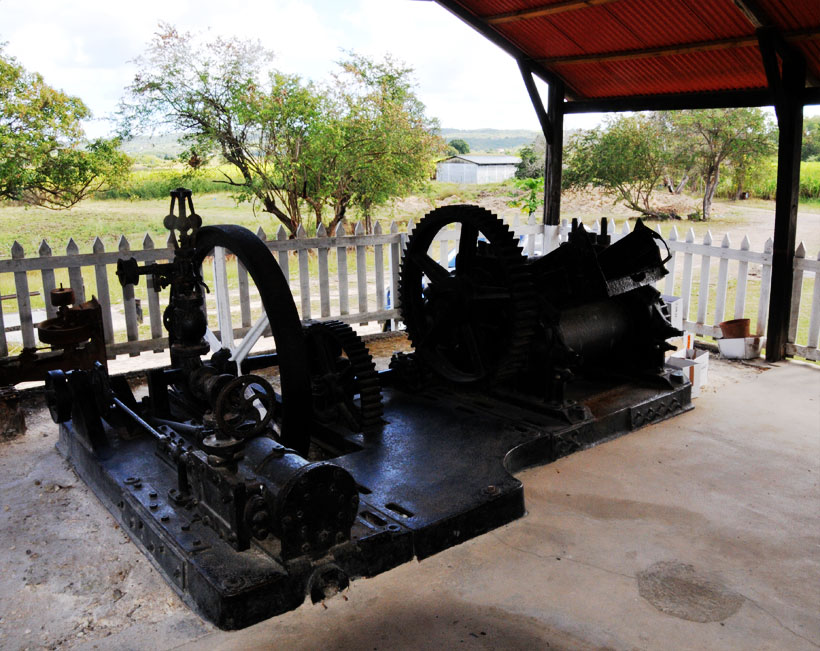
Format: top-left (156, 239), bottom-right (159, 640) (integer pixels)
top-left (537, 28), bottom-right (820, 66)
top-left (486, 0), bottom-right (622, 25)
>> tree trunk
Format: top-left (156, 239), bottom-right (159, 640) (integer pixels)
top-left (673, 175), bottom-right (688, 194)
top-left (263, 196), bottom-right (297, 234)
top-left (702, 167), bottom-right (719, 220)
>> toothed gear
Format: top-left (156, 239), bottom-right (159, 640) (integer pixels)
top-left (305, 320), bottom-right (383, 434)
top-left (399, 205), bottom-right (537, 384)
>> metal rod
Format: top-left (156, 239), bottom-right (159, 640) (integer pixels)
top-left (113, 396), bottom-right (168, 442)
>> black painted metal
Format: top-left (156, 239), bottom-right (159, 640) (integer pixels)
top-left (51, 192), bottom-right (694, 630)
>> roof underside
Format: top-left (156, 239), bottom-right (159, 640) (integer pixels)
top-left (437, 0), bottom-right (820, 110)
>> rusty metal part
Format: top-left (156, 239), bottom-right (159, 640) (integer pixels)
top-left (0, 292), bottom-right (107, 387)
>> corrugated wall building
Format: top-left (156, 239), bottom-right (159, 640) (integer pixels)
top-left (436, 155), bottom-right (521, 184)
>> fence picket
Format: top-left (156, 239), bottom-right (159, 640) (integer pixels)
top-left (118, 236), bottom-right (139, 356)
top-left (355, 222), bottom-right (368, 321)
top-left (374, 222), bottom-right (385, 319)
top-left (807, 250), bottom-right (820, 349)
top-left (526, 213), bottom-right (536, 256)
top-left (389, 221), bottom-right (401, 312)
top-left (92, 237), bottom-right (114, 346)
top-left (317, 224), bottom-right (331, 317)
top-left (734, 235), bottom-right (751, 320)
top-left (273, 226), bottom-right (290, 287)
top-left (695, 231), bottom-right (713, 326)
top-left (664, 226), bottom-right (679, 295)
top-left (141, 234), bottom-right (164, 352)
top-left (756, 238), bottom-right (774, 337)
top-left (213, 245), bottom-right (235, 351)
top-left (38, 240), bottom-right (57, 320)
top-left (0, 291), bottom-right (6, 357)
top-left (11, 242), bottom-right (35, 349)
top-left (335, 223), bottom-right (349, 315)
top-left (66, 238), bottom-right (86, 304)
top-left (680, 228), bottom-right (696, 323)
top-left (296, 225), bottom-right (311, 319)
top-left (713, 234), bottom-right (731, 326)
top-left (787, 242), bottom-right (806, 344)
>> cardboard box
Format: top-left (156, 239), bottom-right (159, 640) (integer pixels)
top-left (717, 336), bottom-right (762, 359)
top-left (661, 294), bottom-right (683, 331)
top-left (667, 347), bottom-right (709, 397)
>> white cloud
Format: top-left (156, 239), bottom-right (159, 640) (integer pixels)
top-left (1, 0), bottom-right (600, 136)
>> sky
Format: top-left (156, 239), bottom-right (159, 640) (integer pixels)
top-left (2, 0), bottom-right (816, 140)
top-left (0, 0), bottom-right (607, 139)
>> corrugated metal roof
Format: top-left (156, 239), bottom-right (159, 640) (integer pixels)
top-left (441, 0), bottom-right (820, 104)
top-left (445, 155), bottom-right (522, 165)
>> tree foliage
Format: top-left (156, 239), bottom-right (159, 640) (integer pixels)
top-left (508, 177), bottom-right (544, 217)
top-left (802, 115), bottom-right (820, 162)
top-left (564, 114), bottom-right (671, 217)
top-left (0, 46), bottom-right (129, 209)
top-left (448, 138), bottom-right (469, 154)
top-left (120, 26), bottom-right (443, 234)
top-left (515, 134), bottom-right (545, 179)
top-left (564, 109), bottom-right (775, 221)
top-left (663, 108), bottom-right (774, 219)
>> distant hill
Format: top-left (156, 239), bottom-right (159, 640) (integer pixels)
top-left (119, 134), bottom-right (185, 159)
top-left (440, 128), bottom-right (540, 153)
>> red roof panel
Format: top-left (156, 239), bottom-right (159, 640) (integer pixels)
top-left (447, 0), bottom-right (820, 102)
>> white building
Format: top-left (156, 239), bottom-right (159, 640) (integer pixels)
top-left (435, 155), bottom-right (521, 184)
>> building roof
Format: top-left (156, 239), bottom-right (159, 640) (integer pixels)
top-left (441, 155), bottom-right (523, 165)
top-left (435, 0), bottom-right (820, 112)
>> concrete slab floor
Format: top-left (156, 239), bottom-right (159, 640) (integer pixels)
top-left (0, 356), bottom-right (817, 650)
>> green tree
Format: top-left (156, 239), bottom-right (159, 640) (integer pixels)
top-left (515, 134), bottom-right (545, 179)
top-left (120, 27), bottom-right (442, 235)
top-left (311, 53), bottom-right (444, 233)
top-left (448, 138), bottom-right (469, 155)
top-left (802, 116), bottom-right (820, 162)
top-left (664, 108), bottom-right (774, 220)
top-left (508, 177), bottom-right (544, 217)
top-left (0, 46), bottom-right (129, 209)
top-left (564, 114), bottom-right (672, 217)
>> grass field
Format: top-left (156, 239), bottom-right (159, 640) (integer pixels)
top-left (0, 183), bottom-right (817, 360)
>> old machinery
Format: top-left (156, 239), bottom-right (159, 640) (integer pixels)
top-left (49, 193), bottom-right (692, 629)
top-left (0, 286), bottom-right (107, 387)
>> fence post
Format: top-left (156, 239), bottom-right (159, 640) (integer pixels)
top-left (695, 231), bottom-right (713, 327)
top-left (664, 226), bottom-right (678, 295)
top-left (807, 249), bottom-right (820, 350)
top-left (680, 228), bottom-right (696, 324)
top-left (713, 234), bottom-right (731, 327)
top-left (355, 222), bottom-right (368, 323)
top-left (787, 242), bottom-right (806, 345)
top-left (389, 221), bottom-right (401, 315)
top-left (237, 234), bottom-right (251, 329)
top-left (92, 236), bottom-right (115, 346)
top-left (734, 235), bottom-right (751, 320)
top-left (273, 226), bottom-right (290, 288)
top-left (11, 242), bottom-right (35, 349)
top-left (374, 222), bottom-right (385, 318)
top-left (296, 225), bottom-right (311, 320)
top-left (317, 224), bottom-right (331, 317)
top-left (335, 223), bottom-right (349, 316)
top-left (213, 243), bottom-right (234, 351)
top-left (756, 238), bottom-right (774, 337)
top-left (39, 240), bottom-right (57, 320)
top-left (141, 233), bottom-right (165, 352)
top-left (66, 238), bottom-right (86, 304)
top-left (119, 235), bottom-right (139, 356)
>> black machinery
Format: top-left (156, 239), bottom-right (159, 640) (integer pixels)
top-left (47, 190), bottom-right (692, 629)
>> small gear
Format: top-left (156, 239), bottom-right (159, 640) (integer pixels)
top-left (305, 320), bottom-right (383, 434)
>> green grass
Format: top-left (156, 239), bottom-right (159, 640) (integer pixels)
top-left (721, 159), bottom-right (820, 200)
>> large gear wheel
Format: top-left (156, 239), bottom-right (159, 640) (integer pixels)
top-left (399, 205), bottom-right (537, 384)
top-left (305, 320), bottom-right (383, 435)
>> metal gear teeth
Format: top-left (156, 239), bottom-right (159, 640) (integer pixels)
top-left (305, 320), bottom-right (383, 434)
top-left (398, 204), bottom-right (537, 384)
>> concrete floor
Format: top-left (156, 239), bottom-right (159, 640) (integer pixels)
top-left (1, 356), bottom-right (818, 650)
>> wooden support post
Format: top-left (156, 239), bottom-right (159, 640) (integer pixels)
top-left (764, 40), bottom-right (806, 361)
top-left (545, 80), bottom-right (565, 227)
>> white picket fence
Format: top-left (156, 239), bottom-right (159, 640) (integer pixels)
top-left (0, 213), bottom-right (818, 363)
